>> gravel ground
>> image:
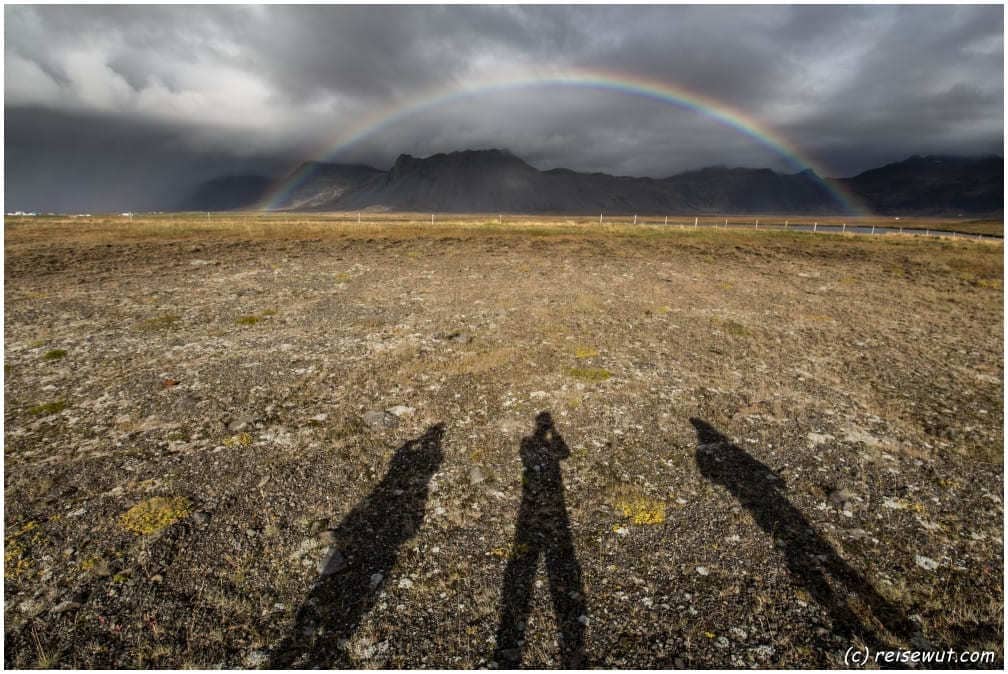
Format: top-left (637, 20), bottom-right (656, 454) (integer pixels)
top-left (4, 216), bottom-right (1003, 668)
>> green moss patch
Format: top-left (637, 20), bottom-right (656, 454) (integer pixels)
top-left (28, 400), bottom-right (67, 416)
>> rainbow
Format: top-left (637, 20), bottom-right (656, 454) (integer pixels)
top-left (258, 67), bottom-right (865, 213)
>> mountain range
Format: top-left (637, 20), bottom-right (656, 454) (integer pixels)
top-left (182, 150), bottom-right (1003, 216)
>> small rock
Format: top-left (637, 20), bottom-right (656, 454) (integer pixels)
top-left (51, 600), bottom-right (81, 614)
top-left (290, 537), bottom-right (321, 561)
top-left (228, 415), bottom-right (255, 432)
top-left (398, 578), bottom-right (414, 590)
top-left (844, 427), bottom-right (883, 448)
top-left (915, 555), bottom-right (939, 571)
top-left (696, 566), bottom-right (710, 576)
top-left (317, 529), bottom-right (339, 545)
top-left (150, 574), bottom-right (164, 584)
top-left (317, 549), bottom-right (347, 576)
top-left (363, 410), bottom-right (398, 430)
top-left (369, 572), bottom-right (383, 589)
top-left (829, 488), bottom-right (855, 509)
top-left (309, 413), bottom-right (328, 424)
top-left (18, 599), bottom-right (44, 617)
top-left (715, 636), bottom-right (730, 649)
top-left (192, 511), bottom-right (211, 526)
top-left (243, 650), bottom-right (269, 668)
top-left (468, 466), bottom-right (486, 485)
top-left (387, 405), bottom-right (414, 418)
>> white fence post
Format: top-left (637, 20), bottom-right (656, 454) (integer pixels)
top-left (813, 221), bottom-right (818, 233)
top-left (694, 217), bottom-right (698, 230)
top-left (634, 214), bottom-right (638, 225)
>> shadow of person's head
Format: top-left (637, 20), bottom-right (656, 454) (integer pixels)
top-left (692, 417), bottom-right (784, 497)
top-left (521, 411), bottom-right (570, 463)
top-left (387, 423), bottom-right (445, 482)
top-left (692, 417), bottom-right (761, 487)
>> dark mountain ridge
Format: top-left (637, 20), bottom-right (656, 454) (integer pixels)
top-left (181, 149), bottom-right (1003, 216)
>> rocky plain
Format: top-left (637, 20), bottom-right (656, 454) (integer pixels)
top-left (3, 214), bottom-right (1003, 668)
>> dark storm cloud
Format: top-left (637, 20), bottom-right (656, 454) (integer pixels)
top-left (4, 4), bottom-right (1002, 210)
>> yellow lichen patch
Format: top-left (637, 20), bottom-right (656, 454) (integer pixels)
top-left (615, 497), bottom-right (666, 525)
top-left (573, 345), bottom-right (599, 359)
top-left (5, 521), bottom-right (42, 579)
top-left (223, 432), bottom-right (252, 447)
top-left (976, 278), bottom-right (1002, 290)
top-left (118, 497), bottom-right (192, 535)
top-left (717, 319), bottom-right (751, 337)
top-left (610, 485), bottom-right (666, 526)
top-left (567, 367), bottom-right (612, 382)
top-left (142, 314), bottom-right (180, 331)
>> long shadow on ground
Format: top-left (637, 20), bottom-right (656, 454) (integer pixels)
top-left (691, 417), bottom-right (920, 652)
top-left (493, 411), bottom-right (587, 668)
top-left (269, 424), bottom-right (444, 668)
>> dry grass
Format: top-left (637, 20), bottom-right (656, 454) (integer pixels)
top-left (5, 211), bottom-right (1001, 247)
top-left (3, 213), bottom-right (1002, 668)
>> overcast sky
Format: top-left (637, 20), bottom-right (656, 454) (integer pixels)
top-left (5, 4), bottom-right (1003, 211)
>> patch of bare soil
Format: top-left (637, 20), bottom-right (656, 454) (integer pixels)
top-left (4, 220), bottom-right (1003, 668)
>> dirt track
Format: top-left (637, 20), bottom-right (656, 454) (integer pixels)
top-left (4, 216), bottom-right (1003, 668)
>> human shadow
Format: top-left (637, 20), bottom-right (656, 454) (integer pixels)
top-left (493, 411), bottom-right (587, 668)
top-left (270, 424), bottom-right (444, 668)
top-left (691, 417), bottom-right (917, 651)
